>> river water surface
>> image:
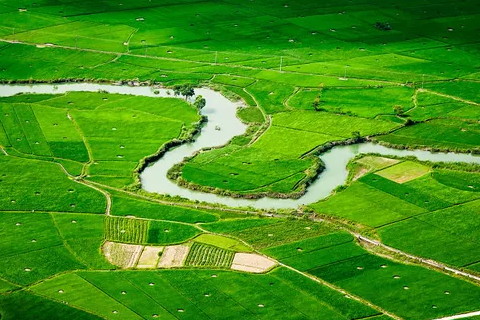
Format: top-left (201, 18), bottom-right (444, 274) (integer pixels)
top-left (1, 83), bottom-right (479, 209)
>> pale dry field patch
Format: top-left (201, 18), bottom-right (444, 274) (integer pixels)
top-left (231, 253), bottom-right (277, 273)
top-left (137, 246), bottom-right (164, 269)
top-left (157, 245), bottom-right (190, 268)
top-left (103, 241), bottom-right (143, 268)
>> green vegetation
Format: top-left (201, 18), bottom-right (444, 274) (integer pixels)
top-left (181, 111), bottom-right (399, 196)
top-left (311, 252), bottom-right (480, 320)
top-left (237, 107), bottom-right (264, 123)
top-left (105, 216), bottom-right (149, 244)
top-left (312, 157), bottom-right (480, 270)
top-left (185, 242), bottom-right (234, 268)
top-left (375, 119), bottom-right (480, 153)
top-left (147, 220), bottom-right (201, 245)
top-left (0, 291), bottom-right (102, 320)
top-left (0, 0), bottom-right (479, 318)
top-left (193, 234), bottom-right (251, 252)
top-left (0, 155), bottom-right (105, 213)
top-left (0, 91), bottom-right (200, 187)
top-left (30, 268), bottom-right (381, 320)
top-left (111, 193), bottom-right (218, 223)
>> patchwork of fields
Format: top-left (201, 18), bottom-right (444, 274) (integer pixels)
top-left (0, 0), bottom-right (479, 319)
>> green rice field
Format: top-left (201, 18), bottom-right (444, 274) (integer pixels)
top-left (0, 0), bottom-right (479, 319)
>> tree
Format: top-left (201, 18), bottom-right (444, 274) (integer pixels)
top-left (312, 95), bottom-right (321, 111)
top-left (393, 105), bottom-right (404, 116)
top-left (194, 95), bottom-right (206, 109)
top-left (352, 131), bottom-right (361, 141)
top-left (375, 21), bottom-right (392, 31)
top-left (173, 85), bottom-right (182, 96)
top-left (180, 85), bottom-right (195, 100)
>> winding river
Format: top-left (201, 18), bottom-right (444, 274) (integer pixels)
top-left (1, 83), bottom-right (479, 209)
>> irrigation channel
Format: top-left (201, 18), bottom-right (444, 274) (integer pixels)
top-left (2, 83), bottom-right (480, 210)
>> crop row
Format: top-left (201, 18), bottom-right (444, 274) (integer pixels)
top-left (185, 243), bottom-right (234, 268)
top-left (104, 216), bottom-right (149, 244)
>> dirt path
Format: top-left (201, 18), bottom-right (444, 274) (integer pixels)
top-left (55, 162), bottom-right (112, 216)
top-left (418, 88), bottom-right (479, 106)
top-left (432, 311), bottom-right (480, 320)
top-left (0, 39), bottom-right (401, 85)
top-left (279, 263), bottom-right (402, 320)
top-left (67, 112), bottom-right (93, 177)
top-left (355, 234), bottom-right (480, 283)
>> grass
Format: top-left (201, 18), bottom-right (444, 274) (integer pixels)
top-left (104, 216), bottom-right (149, 244)
top-left (31, 268), bottom-right (380, 320)
top-left (0, 212), bottom-right (85, 285)
top-left (375, 119), bottom-right (480, 152)
top-left (0, 291), bottom-right (102, 320)
top-left (184, 242), bottom-right (234, 268)
top-left (0, 0), bottom-right (479, 318)
top-left (230, 220), bottom-right (335, 249)
top-left (52, 213), bottom-right (112, 269)
top-left (263, 231), bottom-right (354, 260)
top-left (181, 110), bottom-right (399, 195)
top-left (111, 193), bottom-right (218, 223)
top-left (375, 161), bottom-right (430, 183)
top-left (407, 91), bottom-right (480, 121)
top-left (237, 107), bottom-right (264, 123)
top-left (311, 181), bottom-right (426, 227)
top-left (147, 220), bottom-right (201, 245)
top-left (290, 87), bottom-right (414, 118)
top-left (193, 234), bottom-right (251, 252)
top-left (312, 157), bottom-right (480, 269)
top-left (0, 154), bottom-right (105, 213)
top-left (310, 252), bottom-right (480, 320)
top-left (0, 91), bottom-right (201, 187)
top-left (201, 218), bottom-right (281, 234)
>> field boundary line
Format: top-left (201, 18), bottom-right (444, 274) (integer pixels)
top-left (66, 111), bottom-right (93, 176)
top-left (84, 179), bottom-right (261, 215)
top-left (432, 310), bottom-right (480, 320)
top-left (74, 273), bottom-right (146, 320)
top-left (279, 263), bottom-right (402, 320)
top-left (54, 161), bottom-right (111, 215)
top-left (79, 180), bottom-right (112, 215)
top-left (49, 213), bottom-right (91, 268)
top-left (120, 273), bottom-right (179, 319)
top-left (24, 289), bottom-right (109, 320)
top-left (418, 88), bottom-right (479, 106)
top-left (355, 234), bottom-right (480, 283)
top-left (0, 39), bottom-right (402, 85)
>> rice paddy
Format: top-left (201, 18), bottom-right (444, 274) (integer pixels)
top-left (0, 0), bottom-right (479, 319)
